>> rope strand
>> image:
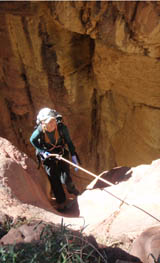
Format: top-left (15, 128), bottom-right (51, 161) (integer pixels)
top-left (49, 153), bottom-right (160, 223)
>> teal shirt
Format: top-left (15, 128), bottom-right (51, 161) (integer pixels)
top-left (30, 124), bottom-right (76, 156)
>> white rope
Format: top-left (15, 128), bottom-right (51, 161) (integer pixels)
top-left (48, 154), bottom-right (160, 223)
top-left (50, 154), bottom-right (114, 186)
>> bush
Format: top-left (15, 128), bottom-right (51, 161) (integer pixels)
top-left (0, 219), bottom-right (108, 263)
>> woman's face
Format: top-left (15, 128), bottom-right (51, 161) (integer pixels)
top-left (45, 118), bottom-right (57, 132)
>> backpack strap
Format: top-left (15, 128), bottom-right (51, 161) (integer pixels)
top-left (57, 122), bottom-right (65, 141)
top-left (41, 122), bottom-right (66, 150)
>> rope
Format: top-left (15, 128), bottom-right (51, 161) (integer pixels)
top-left (49, 154), bottom-right (160, 223)
top-left (50, 154), bottom-right (114, 187)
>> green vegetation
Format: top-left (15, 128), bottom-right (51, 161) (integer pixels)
top-left (0, 219), bottom-right (108, 263)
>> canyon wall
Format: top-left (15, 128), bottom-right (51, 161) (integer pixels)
top-left (0, 1), bottom-right (160, 180)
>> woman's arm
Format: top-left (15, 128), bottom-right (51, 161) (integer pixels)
top-left (30, 128), bottom-right (44, 153)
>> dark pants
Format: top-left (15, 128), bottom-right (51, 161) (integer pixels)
top-left (43, 149), bottom-right (74, 204)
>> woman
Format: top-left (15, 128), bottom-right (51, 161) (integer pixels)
top-left (30, 108), bottom-right (80, 212)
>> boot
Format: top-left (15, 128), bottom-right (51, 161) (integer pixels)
top-left (56, 202), bottom-right (67, 213)
top-left (66, 182), bottom-right (80, 196)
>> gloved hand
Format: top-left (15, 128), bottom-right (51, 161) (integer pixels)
top-left (41, 151), bottom-right (50, 160)
top-left (72, 155), bottom-right (79, 172)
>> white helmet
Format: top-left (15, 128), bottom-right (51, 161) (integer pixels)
top-left (36, 108), bottom-right (52, 124)
top-left (36, 107), bottom-right (62, 125)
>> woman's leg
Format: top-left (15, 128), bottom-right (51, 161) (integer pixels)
top-left (43, 158), bottom-right (66, 204)
top-left (60, 149), bottom-right (79, 196)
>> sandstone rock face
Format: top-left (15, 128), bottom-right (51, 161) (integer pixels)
top-left (0, 137), bottom-right (52, 211)
top-left (131, 226), bottom-right (160, 263)
top-left (1, 137), bottom-right (160, 260)
top-left (0, 2), bottom-right (160, 181)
